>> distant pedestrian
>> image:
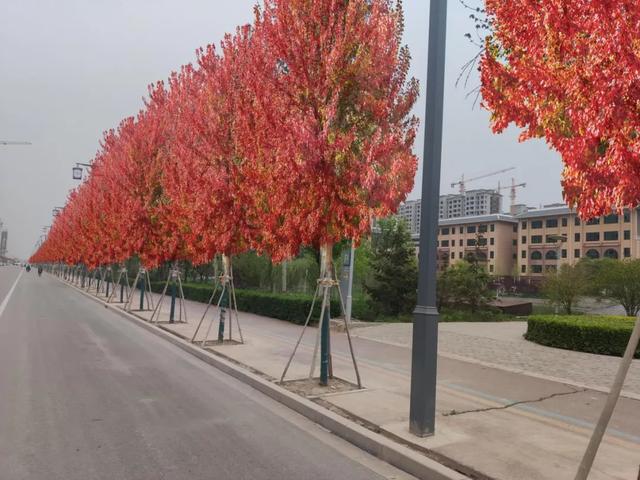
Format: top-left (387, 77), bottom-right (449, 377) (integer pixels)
top-left (25, 265), bottom-right (31, 273)
top-left (37, 266), bottom-right (43, 277)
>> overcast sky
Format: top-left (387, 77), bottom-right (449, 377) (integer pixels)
top-left (0, 0), bottom-right (563, 260)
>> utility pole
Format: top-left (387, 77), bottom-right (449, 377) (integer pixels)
top-left (410, 0), bottom-right (448, 437)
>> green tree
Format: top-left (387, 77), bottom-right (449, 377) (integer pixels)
top-left (541, 264), bottom-right (587, 315)
top-left (589, 258), bottom-right (640, 317)
top-left (438, 260), bottom-right (492, 313)
top-left (365, 217), bottom-right (417, 316)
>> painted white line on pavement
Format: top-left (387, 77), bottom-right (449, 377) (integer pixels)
top-left (0, 271), bottom-right (24, 319)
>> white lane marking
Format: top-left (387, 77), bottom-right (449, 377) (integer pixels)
top-left (0, 270), bottom-right (24, 319)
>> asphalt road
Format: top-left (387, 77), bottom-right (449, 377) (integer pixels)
top-left (0, 266), bottom-right (414, 480)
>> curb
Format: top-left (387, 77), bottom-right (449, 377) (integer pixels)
top-left (60, 278), bottom-right (471, 480)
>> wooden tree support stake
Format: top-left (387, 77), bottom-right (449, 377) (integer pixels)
top-left (280, 244), bottom-right (362, 388)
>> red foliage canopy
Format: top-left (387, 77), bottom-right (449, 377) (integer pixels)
top-left (30, 0), bottom-right (418, 267)
top-left (246, 0), bottom-right (419, 255)
top-left (481, 0), bottom-right (640, 218)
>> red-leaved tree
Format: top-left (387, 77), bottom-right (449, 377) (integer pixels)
top-left (481, 0), bottom-right (640, 218)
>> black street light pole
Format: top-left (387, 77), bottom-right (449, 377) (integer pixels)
top-left (410, 0), bottom-right (448, 437)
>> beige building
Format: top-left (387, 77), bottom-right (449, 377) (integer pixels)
top-left (516, 206), bottom-right (638, 279)
top-left (432, 214), bottom-right (518, 276)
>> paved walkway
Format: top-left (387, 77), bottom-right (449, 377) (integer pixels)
top-left (63, 276), bottom-right (640, 480)
top-left (351, 322), bottom-right (640, 396)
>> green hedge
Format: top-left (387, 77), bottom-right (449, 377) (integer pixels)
top-left (525, 315), bottom-right (639, 358)
top-left (150, 282), bottom-right (340, 325)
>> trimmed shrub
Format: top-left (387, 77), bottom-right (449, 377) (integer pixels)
top-left (150, 282), bottom-right (340, 324)
top-left (525, 315), bottom-right (640, 358)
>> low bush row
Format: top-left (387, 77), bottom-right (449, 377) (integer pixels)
top-left (150, 282), bottom-right (340, 324)
top-left (525, 315), bottom-right (639, 358)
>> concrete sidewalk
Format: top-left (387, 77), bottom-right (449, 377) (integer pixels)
top-left (82, 280), bottom-right (640, 480)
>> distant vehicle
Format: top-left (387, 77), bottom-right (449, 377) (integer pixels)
top-left (25, 265), bottom-right (31, 272)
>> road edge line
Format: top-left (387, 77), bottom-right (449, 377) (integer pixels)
top-left (57, 277), bottom-right (472, 480)
top-left (0, 270), bottom-right (23, 319)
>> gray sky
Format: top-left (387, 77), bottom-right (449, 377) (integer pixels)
top-left (0, 0), bottom-right (563, 260)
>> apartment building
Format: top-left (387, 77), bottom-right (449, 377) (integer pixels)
top-left (433, 214), bottom-right (518, 276)
top-left (516, 206), bottom-right (639, 278)
top-left (397, 199), bottom-right (421, 235)
top-left (439, 189), bottom-right (502, 220)
top-left (0, 230), bottom-right (6, 258)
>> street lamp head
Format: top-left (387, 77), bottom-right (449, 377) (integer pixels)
top-left (72, 166), bottom-right (83, 180)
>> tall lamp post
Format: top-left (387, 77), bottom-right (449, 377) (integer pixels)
top-left (410, 0), bottom-right (448, 437)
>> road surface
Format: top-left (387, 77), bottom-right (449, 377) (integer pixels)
top-left (0, 266), bottom-right (414, 480)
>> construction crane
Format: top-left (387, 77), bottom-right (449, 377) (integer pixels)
top-left (451, 167), bottom-right (515, 194)
top-left (496, 178), bottom-right (527, 208)
top-left (0, 141), bottom-right (31, 145)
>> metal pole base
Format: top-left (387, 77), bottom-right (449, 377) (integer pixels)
top-left (409, 305), bottom-right (439, 438)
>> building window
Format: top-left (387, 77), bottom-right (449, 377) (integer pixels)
top-left (624, 248), bottom-right (631, 258)
top-left (575, 217), bottom-right (581, 226)
top-left (604, 231), bottom-right (619, 241)
top-left (586, 232), bottom-right (600, 242)
top-left (624, 210), bottom-right (631, 223)
top-left (451, 252), bottom-right (455, 259)
top-left (531, 220), bottom-right (543, 229)
top-left (467, 239), bottom-right (476, 247)
top-left (531, 235), bottom-right (543, 244)
top-left (441, 240), bottom-right (449, 247)
top-left (546, 219), bottom-right (558, 228)
top-left (532, 265), bottom-right (543, 274)
top-left (441, 228), bottom-right (450, 235)
top-left (574, 249), bottom-right (581, 259)
top-left (546, 235), bottom-right (559, 243)
top-left (467, 226), bottom-right (477, 234)
top-left (604, 249), bottom-right (619, 259)
top-left (604, 214), bottom-right (619, 224)
top-left (521, 250), bottom-right (527, 259)
top-left (575, 233), bottom-right (581, 242)
top-left (546, 250), bottom-right (558, 260)
top-left (490, 238), bottom-right (495, 246)
top-left (513, 225), bottom-right (518, 233)
top-left (586, 249), bottom-right (600, 259)
top-left (478, 237), bottom-right (488, 246)
top-left (459, 252), bottom-right (463, 259)
top-left (460, 227), bottom-right (464, 234)
top-left (531, 251), bottom-right (543, 260)
top-left (587, 218), bottom-right (600, 226)
top-left (490, 224), bottom-right (495, 232)
top-left (562, 217), bottom-right (568, 227)
top-left (624, 230), bottom-right (631, 240)
top-left (521, 236), bottom-right (527, 244)
top-left (489, 265), bottom-right (494, 273)
top-left (521, 265), bottom-right (527, 274)
top-left (479, 225), bottom-right (487, 233)
top-left (490, 251), bottom-right (495, 259)
top-left (512, 239), bottom-right (517, 246)
top-left (452, 227), bottom-right (456, 234)
top-left (562, 249), bottom-right (567, 259)
top-left (545, 265), bottom-right (557, 273)
top-left (521, 221), bottom-right (527, 230)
